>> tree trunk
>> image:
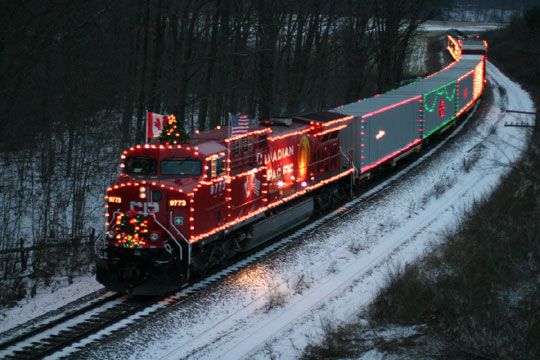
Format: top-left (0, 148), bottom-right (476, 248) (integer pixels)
top-left (199, 1), bottom-right (221, 130)
top-left (149, 0), bottom-right (166, 113)
top-left (136, 0), bottom-right (151, 142)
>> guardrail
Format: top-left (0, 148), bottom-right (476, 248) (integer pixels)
top-left (0, 230), bottom-right (98, 256)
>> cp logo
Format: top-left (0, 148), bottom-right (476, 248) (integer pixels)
top-left (130, 201), bottom-right (160, 214)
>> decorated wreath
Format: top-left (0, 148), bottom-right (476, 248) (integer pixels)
top-left (113, 210), bottom-right (150, 249)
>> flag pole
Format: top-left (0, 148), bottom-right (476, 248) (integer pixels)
top-left (226, 113), bottom-right (232, 218)
top-left (145, 109), bottom-right (149, 144)
top-left (227, 112), bottom-right (232, 173)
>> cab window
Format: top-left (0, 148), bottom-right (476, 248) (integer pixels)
top-left (124, 157), bottom-right (157, 176)
top-left (161, 159), bottom-right (201, 177)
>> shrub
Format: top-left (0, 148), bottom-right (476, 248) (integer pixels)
top-left (263, 287), bottom-right (289, 313)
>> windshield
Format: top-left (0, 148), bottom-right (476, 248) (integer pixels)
top-left (161, 159), bottom-right (201, 177)
top-left (124, 157), bottom-right (157, 176)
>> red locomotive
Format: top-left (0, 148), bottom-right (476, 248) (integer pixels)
top-left (97, 35), bottom-right (487, 295)
top-left (97, 112), bottom-right (355, 294)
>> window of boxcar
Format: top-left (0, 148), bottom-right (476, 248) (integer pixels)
top-left (161, 159), bottom-right (201, 177)
top-left (124, 157), bottom-right (157, 176)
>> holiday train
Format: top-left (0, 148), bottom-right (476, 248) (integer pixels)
top-left (96, 35), bottom-right (488, 295)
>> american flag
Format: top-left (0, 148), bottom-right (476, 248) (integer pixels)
top-left (230, 113), bottom-right (249, 136)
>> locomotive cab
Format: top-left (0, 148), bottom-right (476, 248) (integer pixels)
top-left (97, 143), bottom-right (215, 295)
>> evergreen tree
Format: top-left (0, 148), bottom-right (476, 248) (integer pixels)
top-left (159, 115), bottom-right (189, 143)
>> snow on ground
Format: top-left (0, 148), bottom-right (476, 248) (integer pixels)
top-left (407, 35), bottom-right (428, 75)
top-left (0, 274), bottom-right (102, 333)
top-left (419, 20), bottom-right (503, 32)
top-left (71, 61), bottom-right (533, 360)
top-left (440, 8), bottom-right (517, 23)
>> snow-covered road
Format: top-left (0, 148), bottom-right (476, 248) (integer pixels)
top-left (68, 62), bottom-right (533, 360)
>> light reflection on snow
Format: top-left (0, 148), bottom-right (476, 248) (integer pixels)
top-left (229, 264), bottom-right (278, 296)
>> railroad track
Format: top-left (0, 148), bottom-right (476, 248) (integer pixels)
top-left (0, 293), bottom-right (112, 350)
top-left (0, 101), bottom-right (481, 360)
top-left (0, 293), bottom-right (153, 359)
top-left (0, 198), bottom-right (367, 360)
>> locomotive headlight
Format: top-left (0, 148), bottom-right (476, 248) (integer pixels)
top-left (139, 186), bottom-right (146, 199)
top-left (150, 233), bottom-right (160, 241)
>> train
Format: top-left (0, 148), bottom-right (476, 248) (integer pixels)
top-left (96, 35), bottom-right (488, 295)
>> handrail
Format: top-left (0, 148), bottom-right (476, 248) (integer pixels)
top-left (168, 211), bottom-right (191, 248)
top-left (94, 232), bottom-right (107, 260)
top-left (0, 234), bottom-right (97, 255)
top-left (151, 212), bottom-right (184, 260)
top-left (94, 209), bottom-right (120, 260)
top-left (340, 147), bottom-right (358, 176)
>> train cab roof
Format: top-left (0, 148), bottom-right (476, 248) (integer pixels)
top-left (187, 111), bottom-right (351, 145)
top-left (292, 111), bottom-right (348, 124)
top-left (196, 141), bottom-right (227, 157)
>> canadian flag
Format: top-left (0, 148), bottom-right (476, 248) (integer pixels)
top-left (146, 111), bottom-right (168, 141)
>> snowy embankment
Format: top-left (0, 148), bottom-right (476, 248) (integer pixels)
top-left (419, 21), bottom-right (503, 32)
top-left (72, 62), bottom-right (533, 360)
top-left (0, 275), bottom-right (102, 333)
top-left (406, 35), bottom-right (428, 75)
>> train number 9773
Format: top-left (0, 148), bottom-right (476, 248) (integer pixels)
top-left (210, 181), bottom-right (226, 195)
top-left (169, 199), bottom-right (187, 207)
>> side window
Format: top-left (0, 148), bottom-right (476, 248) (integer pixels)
top-left (232, 140), bottom-right (240, 155)
top-left (206, 162), bottom-right (212, 179)
top-left (207, 156), bottom-right (226, 179)
top-left (259, 136), bottom-right (267, 149)
top-left (216, 157), bottom-right (225, 176)
top-left (321, 131), bottom-right (338, 143)
top-left (211, 158), bottom-right (218, 178)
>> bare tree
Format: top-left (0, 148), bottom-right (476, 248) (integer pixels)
top-left (372, 0), bottom-right (426, 92)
